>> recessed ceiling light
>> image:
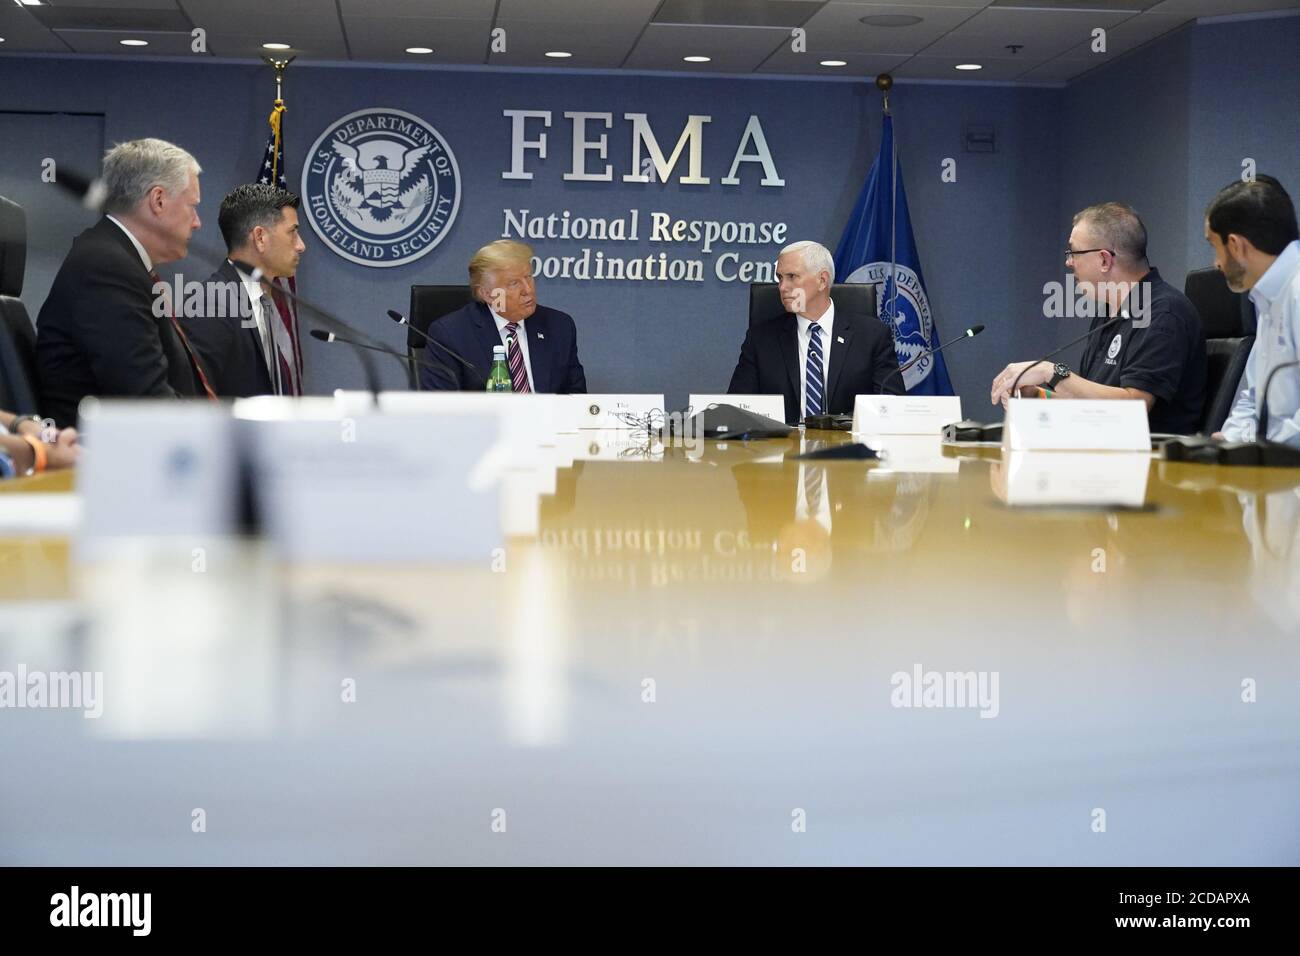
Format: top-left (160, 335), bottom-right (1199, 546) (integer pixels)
top-left (119, 39), bottom-right (148, 47)
top-left (683, 55), bottom-right (711, 63)
top-left (262, 42), bottom-right (292, 50)
top-left (860, 14), bottom-right (923, 27)
top-left (820, 59), bottom-right (847, 67)
top-left (405, 47), bottom-right (434, 55)
top-left (544, 51), bottom-right (572, 58)
top-left (955, 63), bottom-right (983, 71)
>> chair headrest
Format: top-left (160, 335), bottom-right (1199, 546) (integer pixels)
top-left (0, 196), bottom-right (26, 298)
top-left (1184, 267), bottom-right (1244, 338)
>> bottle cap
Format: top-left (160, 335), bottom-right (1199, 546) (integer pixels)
top-left (493, 345), bottom-right (506, 356)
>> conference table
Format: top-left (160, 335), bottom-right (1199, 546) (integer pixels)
top-left (1, 429), bottom-right (1297, 865)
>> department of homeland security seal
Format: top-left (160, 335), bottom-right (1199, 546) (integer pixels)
top-left (844, 262), bottom-right (935, 392)
top-left (302, 108), bottom-right (460, 268)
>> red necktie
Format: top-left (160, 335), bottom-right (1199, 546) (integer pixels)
top-left (151, 270), bottom-right (217, 401)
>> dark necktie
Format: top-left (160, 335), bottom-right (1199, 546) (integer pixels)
top-left (151, 269), bottom-right (217, 400)
top-left (806, 321), bottom-right (824, 417)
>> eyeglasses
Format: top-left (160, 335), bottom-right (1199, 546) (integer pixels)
top-left (1065, 247), bottom-right (1114, 262)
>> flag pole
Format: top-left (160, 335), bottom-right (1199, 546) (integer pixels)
top-left (262, 56), bottom-right (295, 183)
top-left (876, 73), bottom-right (901, 387)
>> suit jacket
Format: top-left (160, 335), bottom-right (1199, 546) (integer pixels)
top-left (419, 300), bottom-right (587, 394)
top-left (727, 305), bottom-right (903, 424)
top-left (183, 260), bottom-right (277, 398)
top-left (36, 217), bottom-right (199, 427)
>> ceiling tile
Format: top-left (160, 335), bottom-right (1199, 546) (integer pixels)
top-left (797, 2), bottom-right (984, 55)
top-left (624, 23), bottom-right (789, 72)
top-left (1056, 11), bottom-right (1192, 59)
top-left (498, 0), bottom-right (662, 22)
top-left (1145, 0), bottom-right (1300, 14)
top-left (54, 29), bottom-right (202, 56)
top-left (892, 54), bottom-right (1039, 79)
top-left (203, 31), bottom-right (350, 60)
top-left (919, 8), bottom-right (1135, 60)
top-left (0, 6), bottom-right (71, 53)
top-left (756, 48), bottom-right (912, 74)
top-left (179, 0), bottom-right (342, 41)
top-left (1014, 57), bottom-right (1099, 83)
top-left (343, 16), bottom-right (490, 63)
top-left (337, 0), bottom-right (498, 16)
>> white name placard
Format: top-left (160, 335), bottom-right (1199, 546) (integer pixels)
top-left (77, 400), bottom-right (239, 559)
top-left (562, 394), bottom-right (665, 430)
top-left (235, 398), bottom-right (501, 562)
top-left (1002, 398), bottom-right (1151, 451)
top-left (865, 435), bottom-right (960, 475)
top-left (852, 395), bottom-right (963, 436)
top-left (689, 394), bottom-right (786, 424)
top-left (998, 451), bottom-right (1151, 506)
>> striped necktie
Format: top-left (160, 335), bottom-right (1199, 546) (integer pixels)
top-left (505, 322), bottom-right (531, 393)
top-left (805, 321), bottom-right (824, 417)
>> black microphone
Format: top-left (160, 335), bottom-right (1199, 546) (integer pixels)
top-left (52, 166), bottom-right (389, 395)
top-left (309, 328), bottom-right (451, 375)
top-left (385, 309), bottom-right (479, 374)
top-left (882, 324), bottom-right (984, 393)
top-left (1006, 313), bottom-right (1128, 400)
top-left (1258, 358), bottom-right (1300, 444)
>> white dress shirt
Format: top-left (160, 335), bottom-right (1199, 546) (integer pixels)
top-left (796, 299), bottom-right (835, 418)
top-left (1222, 240), bottom-right (1300, 446)
top-left (492, 311), bottom-right (535, 387)
top-left (106, 214), bottom-right (152, 272)
top-left (230, 261), bottom-right (280, 390)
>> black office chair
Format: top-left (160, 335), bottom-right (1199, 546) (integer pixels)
top-left (407, 284), bottom-right (474, 388)
top-left (1184, 267), bottom-right (1258, 433)
top-left (748, 283), bottom-right (877, 328)
top-left (0, 196), bottom-right (40, 415)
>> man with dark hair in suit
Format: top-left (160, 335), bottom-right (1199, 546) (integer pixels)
top-left (186, 183), bottom-right (305, 397)
top-left (420, 239), bottom-right (586, 393)
top-left (36, 137), bottom-right (211, 428)
top-left (727, 240), bottom-right (903, 424)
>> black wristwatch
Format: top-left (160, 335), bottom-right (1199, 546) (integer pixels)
top-left (1046, 363), bottom-right (1071, 389)
top-left (5, 413), bottom-right (44, 436)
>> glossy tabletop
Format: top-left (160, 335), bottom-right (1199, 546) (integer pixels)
top-left (1, 432), bottom-right (1297, 864)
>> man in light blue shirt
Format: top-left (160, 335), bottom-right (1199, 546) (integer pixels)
top-left (1206, 175), bottom-right (1300, 446)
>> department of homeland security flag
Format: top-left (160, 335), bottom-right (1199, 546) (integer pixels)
top-left (257, 97), bottom-right (305, 395)
top-left (833, 114), bottom-right (954, 395)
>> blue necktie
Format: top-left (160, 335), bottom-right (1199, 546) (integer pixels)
top-left (805, 322), bottom-right (824, 417)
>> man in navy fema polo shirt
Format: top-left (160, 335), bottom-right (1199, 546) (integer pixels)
top-left (991, 202), bottom-right (1206, 435)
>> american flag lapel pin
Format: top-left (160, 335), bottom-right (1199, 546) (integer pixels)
top-left (837, 336), bottom-right (845, 344)
top-left (537, 332), bottom-right (545, 340)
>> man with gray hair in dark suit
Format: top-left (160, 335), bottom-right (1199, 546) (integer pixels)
top-left (36, 137), bottom-right (212, 428)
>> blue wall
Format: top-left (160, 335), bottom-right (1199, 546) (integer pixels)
top-left (1063, 12), bottom-right (1300, 301)
top-left (2, 13), bottom-right (1294, 410)
top-left (0, 55), bottom-right (1063, 411)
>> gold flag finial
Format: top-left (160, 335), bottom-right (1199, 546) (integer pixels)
top-left (263, 55), bottom-right (296, 101)
top-left (875, 73), bottom-right (893, 115)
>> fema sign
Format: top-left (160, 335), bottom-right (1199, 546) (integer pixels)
top-left (302, 108), bottom-right (461, 268)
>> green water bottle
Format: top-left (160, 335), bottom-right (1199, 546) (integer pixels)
top-left (486, 344), bottom-right (511, 392)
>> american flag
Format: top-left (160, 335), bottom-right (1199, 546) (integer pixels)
top-left (257, 97), bottom-right (305, 395)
